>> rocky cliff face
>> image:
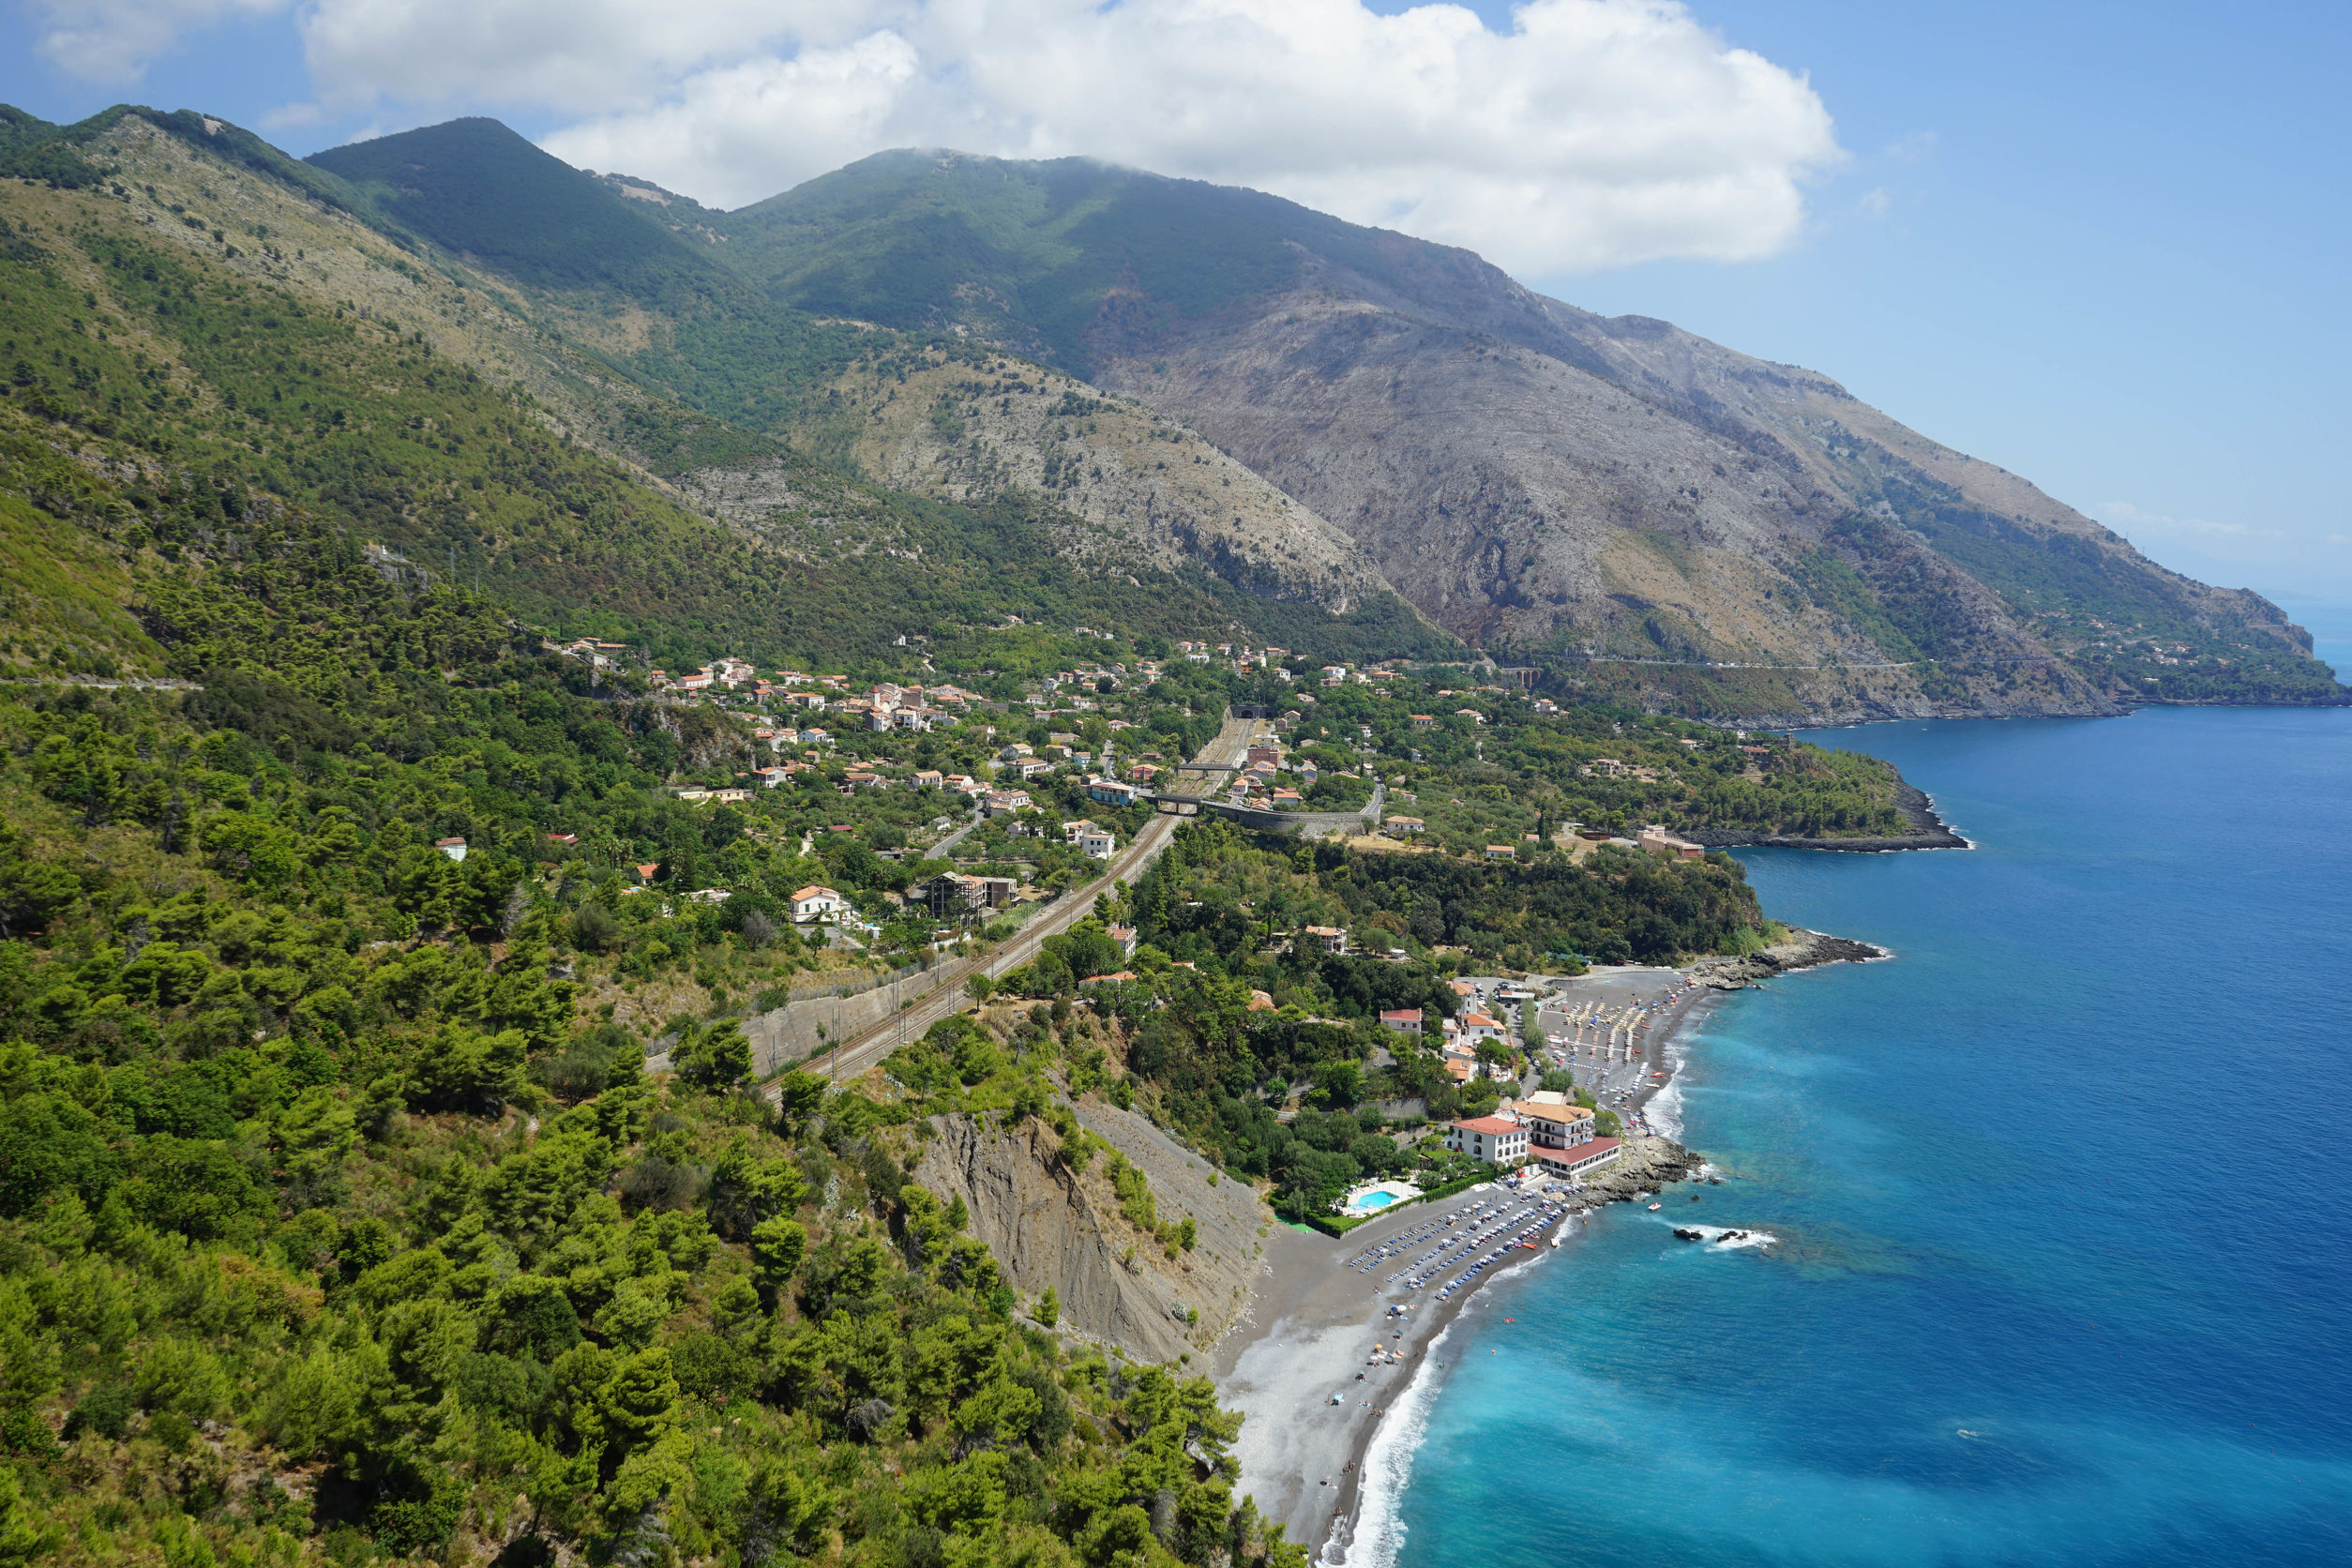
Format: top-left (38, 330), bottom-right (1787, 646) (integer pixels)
top-left (913, 1104), bottom-right (1271, 1364)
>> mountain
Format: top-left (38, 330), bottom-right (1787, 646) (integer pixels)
top-left (0, 107), bottom-right (1440, 679)
top-left (720, 151), bottom-right (2342, 720)
top-left (299, 118), bottom-right (1414, 626)
top-left (4, 107), bottom-right (2334, 718)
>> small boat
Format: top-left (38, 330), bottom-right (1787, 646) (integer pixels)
top-left (1648, 1202), bottom-right (1663, 1212)
top-left (1550, 1234), bottom-right (1562, 1248)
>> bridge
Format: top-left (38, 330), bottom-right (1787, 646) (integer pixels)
top-left (1151, 779), bottom-right (1386, 837)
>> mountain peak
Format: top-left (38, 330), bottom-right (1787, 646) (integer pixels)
top-left (309, 115), bottom-right (702, 293)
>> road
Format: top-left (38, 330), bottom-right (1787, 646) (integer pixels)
top-left (927, 806), bottom-right (986, 858)
top-left (782, 715), bottom-right (1258, 1090)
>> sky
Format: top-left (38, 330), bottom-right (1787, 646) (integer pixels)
top-left (4, 0), bottom-right (2347, 606)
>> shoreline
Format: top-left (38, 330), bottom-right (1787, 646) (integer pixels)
top-left (1685, 779), bottom-right (1969, 852)
top-left (1219, 967), bottom-right (1720, 1564)
top-left (1685, 925), bottom-right (1891, 991)
top-left (1220, 1136), bottom-right (1704, 1566)
top-left (1219, 938), bottom-right (1883, 1562)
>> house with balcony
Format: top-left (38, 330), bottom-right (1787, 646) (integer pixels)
top-left (1507, 1096), bottom-right (1597, 1149)
top-left (1444, 1116), bottom-right (1530, 1168)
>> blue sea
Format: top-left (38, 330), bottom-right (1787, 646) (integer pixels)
top-left (1373, 669), bottom-right (2352, 1565)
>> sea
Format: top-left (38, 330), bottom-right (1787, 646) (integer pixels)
top-left (1363, 613), bottom-right (2352, 1568)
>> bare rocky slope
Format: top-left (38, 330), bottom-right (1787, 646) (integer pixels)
top-left (1090, 260), bottom-right (2135, 719)
top-left (820, 349), bottom-right (1395, 611)
top-left (913, 1099), bottom-right (1273, 1364)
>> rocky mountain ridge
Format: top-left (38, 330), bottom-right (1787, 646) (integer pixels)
top-left (731, 149), bottom-right (2342, 719)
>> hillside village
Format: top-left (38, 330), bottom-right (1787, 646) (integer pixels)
top-left (520, 631), bottom-right (1861, 979)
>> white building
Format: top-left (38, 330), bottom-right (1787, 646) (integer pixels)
top-left (789, 884), bottom-right (847, 924)
top-left (1507, 1097), bottom-right (1597, 1149)
top-left (1443, 1116), bottom-right (1530, 1168)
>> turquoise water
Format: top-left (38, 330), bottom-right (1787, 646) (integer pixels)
top-left (1355, 1191), bottom-right (1400, 1212)
top-left (1380, 703), bottom-right (2352, 1568)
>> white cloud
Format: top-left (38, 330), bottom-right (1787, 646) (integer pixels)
top-left (2092, 499), bottom-right (2288, 548)
top-left (298, 0), bottom-right (1837, 275)
top-left (296, 0), bottom-right (875, 114)
top-left (45, 0), bottom-right (1841, 274)
top-left (31, 0), bottom-right (289, 84)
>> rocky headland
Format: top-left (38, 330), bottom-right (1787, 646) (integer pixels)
top-left (1689, 926), bottom-right (1890, 989)
top-left (1686, 779), bottom-right (1968, 852)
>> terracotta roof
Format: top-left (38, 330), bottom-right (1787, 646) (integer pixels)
top-left (1510, 1099), bottom-right (1594, 1124)
top-left (1531, 1137), bottom-right (1622, 1167)
top-left (1453, 1116), bottom-right (1525, 1136)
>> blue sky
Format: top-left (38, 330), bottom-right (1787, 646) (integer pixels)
top-left (5, 0), bottom-right (2346, 606)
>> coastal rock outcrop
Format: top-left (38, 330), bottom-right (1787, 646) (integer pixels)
top-left (1578, 1134), bottom-right (1705, 1198)
top-left (1690, 927), bottom-right (1888, 990)
top-left (912, 1105), bottom-right (1270, 1364)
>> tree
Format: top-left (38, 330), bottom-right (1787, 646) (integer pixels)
top-left (0, 830), bottom-right (77, 938)
top-left (751, 1217), bottom-right (808, 1302)
top-left (408, 1023), bottom-right (530, 1114)
top-left (568, 900), bottom-right (620, 954)
top-left (594, 1347), bottom-right (682, 1451)
top-left (774, 1070), bottom-right (828, 1136)
top-left (678, 1022), bottom-right (752, 1091)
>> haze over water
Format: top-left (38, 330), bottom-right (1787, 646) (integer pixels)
top-left (1381, 702), bottom-right (2352, 1567)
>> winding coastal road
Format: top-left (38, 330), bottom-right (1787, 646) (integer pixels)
top-left (776, 716), bottom-right (1257, 1091)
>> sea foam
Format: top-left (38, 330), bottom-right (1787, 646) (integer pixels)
top-left (1342, 1246), bottom-right (1557, 1567)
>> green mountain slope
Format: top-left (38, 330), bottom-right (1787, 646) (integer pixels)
top-left (721, 149), bottom-right (1410, 373)
top-left (308, 116), bottom-right (719, 299)
top-left (293, 121), bottom-right (1425, 623)
top-left (0, 106), bottom-right (1444, 676)
top-left (309, 117), bottom-right (891, 444)
top-left (10, 105), bottom-right (2327, 716)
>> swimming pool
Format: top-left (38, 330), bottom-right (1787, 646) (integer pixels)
top-left (1356, 1190), bottom-right (1399, 1211)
